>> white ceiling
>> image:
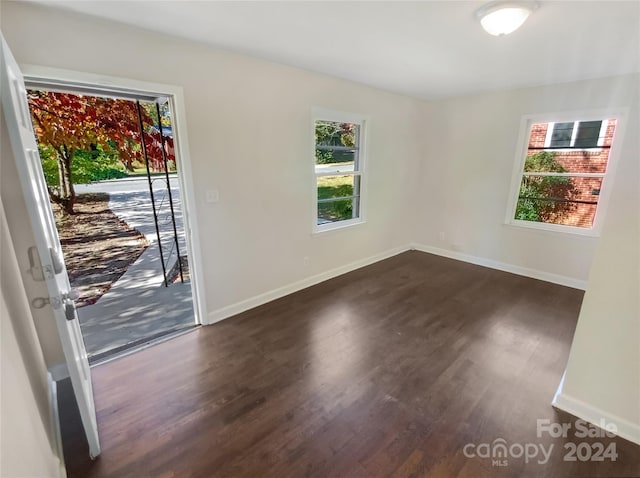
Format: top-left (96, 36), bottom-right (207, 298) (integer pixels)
top-left (32, 1), bottom-right (640, 100)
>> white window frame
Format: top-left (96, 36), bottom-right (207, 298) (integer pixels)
top-left (312, 108), bottom-right (367, 233)
top-left (505, 108), bottom-right (628, 237)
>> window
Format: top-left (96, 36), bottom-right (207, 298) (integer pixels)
top-left (545, 120), bottom-right (608, 149)
top-left (313, 111), bottom-right (365, 231)
top-left (508, 114), bottom-right (620, 234)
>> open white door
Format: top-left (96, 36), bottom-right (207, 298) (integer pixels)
top-left (1, 35), bottom-right (101, 458)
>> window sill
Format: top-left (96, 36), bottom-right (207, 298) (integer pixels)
top-left (504, 220), bottom-right (601, 238)
top-left (313, 218), bottom-right (365, 234)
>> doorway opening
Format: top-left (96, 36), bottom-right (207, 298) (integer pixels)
top-left (24, 80), bottom-right (202, 364)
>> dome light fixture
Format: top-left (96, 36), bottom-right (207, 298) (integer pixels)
top-left (475, 1), bottom-right (539, 36)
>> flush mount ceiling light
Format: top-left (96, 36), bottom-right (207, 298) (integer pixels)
top-left (475, 1), bottom-right (539, 36)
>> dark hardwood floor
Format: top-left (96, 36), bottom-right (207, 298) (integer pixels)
top-left (62, 251), bottom-right (640, 477)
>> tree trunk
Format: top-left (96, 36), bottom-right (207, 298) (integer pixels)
top-left (121, 153), bottom-right (135, 172)
top-left (57, 146), bottom-right (76, 214)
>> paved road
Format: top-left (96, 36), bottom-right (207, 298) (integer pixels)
top-left (76, 175), bottom-right (187, 285)
top-left (75, 174), bottom-right (180, 194)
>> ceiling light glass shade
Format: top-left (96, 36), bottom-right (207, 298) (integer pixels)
top-left (476, 1), bottom-right (539, 36)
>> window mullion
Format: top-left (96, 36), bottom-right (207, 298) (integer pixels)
top-left (522, 172), bottom-right (605, 178)
top-left (316, 145), bottom-right (359, 152)
top-left (570, 121), bottom-right (580, 147)
top-left (317, 194), bottom-right (360, 204)
top-left (315, 171), bottom-right (361, 178)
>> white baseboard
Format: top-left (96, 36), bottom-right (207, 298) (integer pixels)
top-left (206, 244), bottom-right (410, 324)
top-left (410, 243), bottom-right (587, 290)
top-left (552, 392), bottom-right (640, 446)
top-left (206, 242), bottom-right (587, 324)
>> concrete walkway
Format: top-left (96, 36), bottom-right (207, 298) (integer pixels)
top-left (75, 176), bottom-right (195, 361)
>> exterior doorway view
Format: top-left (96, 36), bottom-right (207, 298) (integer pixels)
top-left (26, 86), bottom-right (199, 363)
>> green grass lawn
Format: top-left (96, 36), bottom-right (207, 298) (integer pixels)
top-left (317, 175), bottom-right (357, 222)
top-left (317, 175), bottom-right (354, 200)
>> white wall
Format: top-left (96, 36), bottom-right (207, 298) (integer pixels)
top-left (1, 1), bottom-right (421, 325)
top-left (1, 195), bottom-right (63, 478)
top-left (553, 78), bottom-right (639, 443)
top-left (414, 74), bottom-right (638, 286)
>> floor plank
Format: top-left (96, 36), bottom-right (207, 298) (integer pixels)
top-left (61, 251), bottom-right (640, 477)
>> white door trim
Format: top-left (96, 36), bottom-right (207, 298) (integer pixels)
top-left (20, 64), bottom-right (208, 327)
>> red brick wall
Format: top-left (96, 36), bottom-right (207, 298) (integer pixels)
top-left (523, 120), bottom-right (616, 228)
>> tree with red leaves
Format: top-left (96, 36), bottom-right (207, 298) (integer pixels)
top-left (28, 91), bottom-right (174, 214)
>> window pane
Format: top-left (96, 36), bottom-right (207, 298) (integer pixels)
top-left (315, 148), bottom-right (357, 172)
top-left (315, 120), bottom-right (359, 148)
top-left (524, 150), bottom-right (608, 174)
top-left (527, 119), bottom-right (615, 174)
top-left (318, 198), bottom-right (360, 224)
top-left (515, 175), bottom-right (602, 228)
top-left (317, 175), bottom-right (360, 201)
top-left (573, 121), bottom-right (602, 148)
top-left (549, 122), bottom-right (574, 148)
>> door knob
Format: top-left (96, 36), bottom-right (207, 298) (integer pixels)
top-left (31, 289), bottom-right (80, 310)
top-left (64, 289), bottom-right (80, 301)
